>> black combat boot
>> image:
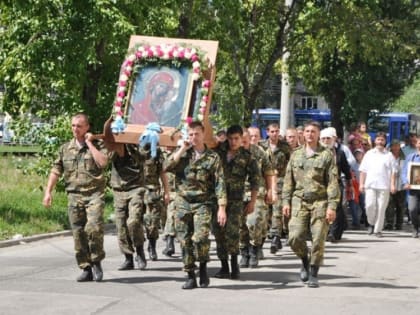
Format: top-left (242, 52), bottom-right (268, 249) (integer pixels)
top-left (199, 262), bottom-right (210, 288)
top-left (136, 245), bottom-right (147, 270)
top-left (308, 265), bottom-right (320, 288)
top-left (76, 266), bottom-right (93, 282)
top-left (118, 254), bottom-right (134, 271)
top-left (239, 247), bottom-right (250, 268)
top-left (92, 262), bottom-right (103, 282)
top-left (249, 245), bottom-right (259, 268)
top-left (148, 239), bottom-right (158, 261)
top-left (300, 255), bottom-right (310, 282)
top-left (162, 235), bottom-right (175, 257)
top-left (182, 270), bottom-right (197, 289)
top-left (230, 255), bottom-right (240, 279)
top-left (214, 259), bottom-right (230, 279)
top-left (270, 235), bottom-right (282, 254)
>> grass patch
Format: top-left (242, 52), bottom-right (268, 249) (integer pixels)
top-left (0, 155), bottom-right (114, 241)
top-left (0, 144), bottom-right (41, 154)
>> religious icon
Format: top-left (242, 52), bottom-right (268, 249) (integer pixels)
top-left (408, 162), bottom-right (420, 189)
top-left (128, 65), bottom-right (193, 128)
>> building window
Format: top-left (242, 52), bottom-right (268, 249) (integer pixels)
top-left (301, 97), bottom-right (318, 110)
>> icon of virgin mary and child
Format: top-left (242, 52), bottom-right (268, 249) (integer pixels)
top-left (129, 67), bottom-right (184, 127)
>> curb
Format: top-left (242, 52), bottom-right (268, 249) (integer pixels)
top-left (0, 224), bottom-right (116, 249)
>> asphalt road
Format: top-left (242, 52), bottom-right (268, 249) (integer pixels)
top-left (0, 226), bottom-right (419, 315)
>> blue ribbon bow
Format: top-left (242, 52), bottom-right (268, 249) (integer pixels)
top-left (139, 122), bottom-right (162, 158)
top-left (111, 116), bottom-right (126, 134)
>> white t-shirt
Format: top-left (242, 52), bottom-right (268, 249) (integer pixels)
top-left (359, 147), bottom-right (395, 190)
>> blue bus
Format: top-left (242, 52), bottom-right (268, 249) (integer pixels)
top-left (251, 108), bottom-right (331, 138)
top-left (368, 112), bottom-right (420, 144)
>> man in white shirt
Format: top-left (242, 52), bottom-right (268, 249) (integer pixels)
top-left (359, 132), bottom-right (396, 237)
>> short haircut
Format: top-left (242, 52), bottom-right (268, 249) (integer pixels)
top-left (304, 120), bottom-right (321, 131)
top-left (375, 131), bottom-right (387, 141)
top-left (216, 129), bottom-right (226, 137)
top-left (188, 121), bottom-right (205, 131)
top-left (226, 124), bottom-right (243, 136)
top-left (266, 123), bottom-right (279, 130)
top-left (73, 112), bottom-right (90, 125)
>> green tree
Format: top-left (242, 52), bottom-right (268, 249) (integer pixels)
top-left (392, 73), bottom-right (420, 113)
top-left (205, 0), bottom-right (304, 126)
top-left (289, 0), bottom-right (420, 137)
top-left (0, 0), bottom-right (146, 130)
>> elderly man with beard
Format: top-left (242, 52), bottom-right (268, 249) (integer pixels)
top-left (320, 127), bottom-right (352, 243)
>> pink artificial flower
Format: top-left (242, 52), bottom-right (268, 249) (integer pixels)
top-left (125, 60), bottom-right (133, 67)
top-left (202, 95), bottom-right (209, 103)
top-left (199, 107), bottom-right (206, 114)
top-left (185, 116), bottom-right (193, 124)
top-left (157, 49), bottom-right (164, 57)
top-left (202, 80), bottom-right (211, 88)
top-left (117, 91), bottom-right (125, 98)
top-left (147, 50), bottom-right (154, 57)
top-left (119, 80), bottom-right (127, 87)
top-left (193, 67), bottom-right (200, 73)
top-left (191, 54), bottom-right (199, 62)
top-left (136, 51), bottom-right (142, 58)
top-left (115, 101), bottom-right (122, 107)
top-left (178, 51), bottom-right (185, 59)
top-left (117, 110), bottom-right (123, 116)
top-left (168, 50), bottom-right (174, 58)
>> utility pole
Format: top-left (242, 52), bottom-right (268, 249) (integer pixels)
top-left (280, 0), bottom-right (293, 136)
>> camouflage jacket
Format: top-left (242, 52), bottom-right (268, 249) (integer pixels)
top-left (215, 145), bottom-right (260, 201)
top-left (109, 144), bottom-right (145, 191)
top-left (139, 146), bottom-right (164, 189)
top-left (164, 146), bottom-right (227, 206)
top-left (245, 144), bottom-right (275, 198)
top-left (282, 144), bottom-right (340, 210)
top-left (51, 138), bottom-right (107, 193)
top-left (259, 139), bottom-right (290, 191)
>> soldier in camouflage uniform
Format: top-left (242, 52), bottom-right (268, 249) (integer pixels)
top-left (162, 149), bottom-right (178, 257)
top-left (259, 123), bottom-right (290, 254)
top-left (109, 144), bottom-right (148, 271)
top-left (239, 128), bottom-right (276, 268)
top-left (140, 144), bottom-right (170, 261)
top-left (164, 121), bottom-right (227, 289)
top-left (282, 120), bottom-right (340, 288)
top-left (43, 113), bottom-right (108, 282)
top-left (213, 125), bottom-right (259, 279)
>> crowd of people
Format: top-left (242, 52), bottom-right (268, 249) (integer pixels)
top-left (42, 113), bottom-right (420, 289)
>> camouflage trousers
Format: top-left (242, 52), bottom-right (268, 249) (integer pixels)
top-left (163, 200), bottom-right (176, 237)
top-left (113, 187), bottom-right (145, 255)
top-left (67, 191), bottom-right (105, 269)
top-left (213, 200), bottom-right (243, 260)
top-left (288, 197), bottom-right (329, 266)
top-left (268, 195), bottom-right (283, 238)
top-left (143, 188), bottom-right (164, 240)
top-left (175, 201), bottom-right (212, 272)
top-left (239, 197), bottom-right (268, 248)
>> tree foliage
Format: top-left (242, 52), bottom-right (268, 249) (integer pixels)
top-left (288, 0), bottom-right (420, 136)
top-left (392, 72), bottom-right (420, 113)
top-left (0, 0), bottom-right (418, 143)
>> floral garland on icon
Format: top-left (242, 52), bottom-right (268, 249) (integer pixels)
top-left (111, 43), bottom-right (211, 134)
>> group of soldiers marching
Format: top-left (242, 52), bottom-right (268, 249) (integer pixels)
top-left (44, 113), bottom-right (338, 289)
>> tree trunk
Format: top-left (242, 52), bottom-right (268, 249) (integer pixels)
top-left (328, 88), bottom-right (345, 140)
